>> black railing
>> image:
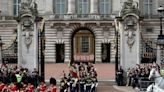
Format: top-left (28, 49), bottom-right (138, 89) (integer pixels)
top-left (2, 39), bottom-right (17, 63)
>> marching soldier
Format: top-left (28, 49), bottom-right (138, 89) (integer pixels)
top-left (59, 76), bottom-right (68, 92)
top-left (59, 71), bottom-right (69, 92)
top-left (90, 68), bottom-right (98, 92)
top-left (79, 67), bottom-right (87, 92)
top-left (85, 73), bottom-right (92, 92)
top-left (69, 63), bottom-right (79, 92)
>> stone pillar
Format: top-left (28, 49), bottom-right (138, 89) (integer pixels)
top-left (90, 0), bottom-right (98, 14)
top-left (119, 15), bottom-right (140, 70)
top-left (33, 23), bottom-right (38, 69)
top-left (45, 0), bottom-right (53, 14)
top-left (90, 0), bottom-right (99, 19)
top-left (18, 20), bottom-right (38, 72)
top-left (17, 0), bottom-right (39, 72)
top-left (157, 46), bottom-right (161, 64)
top-left (67, 0), bottom-right (75, 14)
top-left (17, 24), bottom-right (22, 66)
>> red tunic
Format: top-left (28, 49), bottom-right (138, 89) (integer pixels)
top-left (28, 84), bottom-right (34, 92)
top-left (50, 86), bottom-right (57, 92)
top-left (39, 84), bottom-right (46, 92)
top-left (10, 84), bottom-right (17, 91)
top-left (0, 84), bottom-right (5, 91)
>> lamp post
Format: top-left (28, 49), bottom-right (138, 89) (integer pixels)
top-left (0, 36), bottom-right (3, 64)
top-left (158, 6), bottom-right (164, 35)
top-left (157, 6), bottom-right (164, 63)
top-left (115, 17), bottom-right (121, 81)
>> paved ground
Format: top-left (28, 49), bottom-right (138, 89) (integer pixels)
top-left (44, 63), bottom-right (138, 92)
top-left (45, 63), bottom-right (115, 81)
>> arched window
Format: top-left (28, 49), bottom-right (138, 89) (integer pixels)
top-left (77, 0), bottom-right (89, 14)
top-left (13, 0), bottom-right (21, 16)
top-left (53, 0), bottom-right (67, 14)
top-left (99, 0), bottom-right (112, 14)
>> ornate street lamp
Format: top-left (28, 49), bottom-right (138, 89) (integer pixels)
top-left (157, 6), bottom-right (164, 63)
top-left (157, 6), bottom-right (164, 36)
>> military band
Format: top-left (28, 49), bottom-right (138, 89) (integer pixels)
top-left (59, 62), bottom-right (98, 92)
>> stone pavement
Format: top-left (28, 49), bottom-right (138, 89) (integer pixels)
top-left (45, 63), bottom-right (138, 92)
top-left (113, 85), bottom-right (139, 92)
top-left (45, 63), bottom-right (115, 80)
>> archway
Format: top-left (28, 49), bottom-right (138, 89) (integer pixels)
top-left (71, 28), bottom-right (95, 63)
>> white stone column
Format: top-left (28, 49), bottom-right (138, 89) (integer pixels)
top-left (157, 45), bottom-right (161, 64)
top-left (18, 21), bottom-right (38, 72)
top-left (119, 22), bottom-right (124, 67)
top-left (33, 23), bottom-right (38, 70)
top-left (119, 15), bottom-right (140, 70)
top-left (90, 0), bottom-right (98, 14)
top-left (17, 24), bottom-right (22, 67)
top-left (45, 0), bottom-right (53, 14)
top-left (67, 0), bottom-right (75, 14)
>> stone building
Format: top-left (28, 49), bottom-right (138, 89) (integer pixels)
top-left (0, 0), bottom-right (164, 69)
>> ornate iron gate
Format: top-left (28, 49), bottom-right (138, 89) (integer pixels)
top-left (2, 38), bottom-right (17, 63)
top-left (141, 35), bottom-right (157, 63)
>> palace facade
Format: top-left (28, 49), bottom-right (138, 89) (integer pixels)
top-left (0, 0), bottom-right (164, 64)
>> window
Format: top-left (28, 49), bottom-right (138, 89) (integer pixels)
top-left (13, 0), bottom-right (21, 16)
top-left (81, 36), bottom-right (89, 53)
top-left (99, 0), bottom-right (112, 14)
top-left (143, 0), bottom-right (153, 16)
top-left (78, 0), bottom-right (89, 14)
top-left (53, 0), bottom-right (66, 14)
top-left (73, 30), bottom-right (94, 54)
top-left (146, 28), bottom-right (153, 33)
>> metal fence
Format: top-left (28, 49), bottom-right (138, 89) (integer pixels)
top-left (139, 77), bottom-right (154, 92)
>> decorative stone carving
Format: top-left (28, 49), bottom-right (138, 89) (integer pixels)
top-left (56, 26), bottom-right (63, 38)
top-left (123, 16), bottom-right (137, 51)
top-left (22, 29), bottom-right (33, 53)
top-left (19, 0), bottom-right (38, 17)
top-left (103, 26), bottom-right (110, 38)
top-left (120, 0), bottom-right (139, 16)
top-left (21, 17), bottom-right (34, 53)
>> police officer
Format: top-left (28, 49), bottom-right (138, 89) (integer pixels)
top-left (116, 66), bottom-right (124, 86)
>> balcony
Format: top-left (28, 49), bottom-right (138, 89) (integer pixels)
top-left (44, 14), bottom-right (116, 21)
top-left (0, 16), bottom-right (14, 20)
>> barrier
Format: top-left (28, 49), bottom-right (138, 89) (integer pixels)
top-left (138, 77), bottom-right (154, 92)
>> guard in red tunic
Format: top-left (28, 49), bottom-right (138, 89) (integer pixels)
top-left (38, 81), bottom-right (46, 92)
top-left (0, 82), bottom-right (5, 91)
top-left (10, 83), bottom-right (18, 91)
top-left (47, 77), bottom-right (57, 92)
top-left (26, 83), bottom-right (34, 92)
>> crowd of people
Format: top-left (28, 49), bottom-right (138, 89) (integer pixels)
top-left (59, 62), bottom-right (98, 92)
top-left (125, 63), bottom-right (160, 89)
top-left (0, 63), bottom-right (57, 92)
top-left (0, 62), bottom-right (97, 92)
